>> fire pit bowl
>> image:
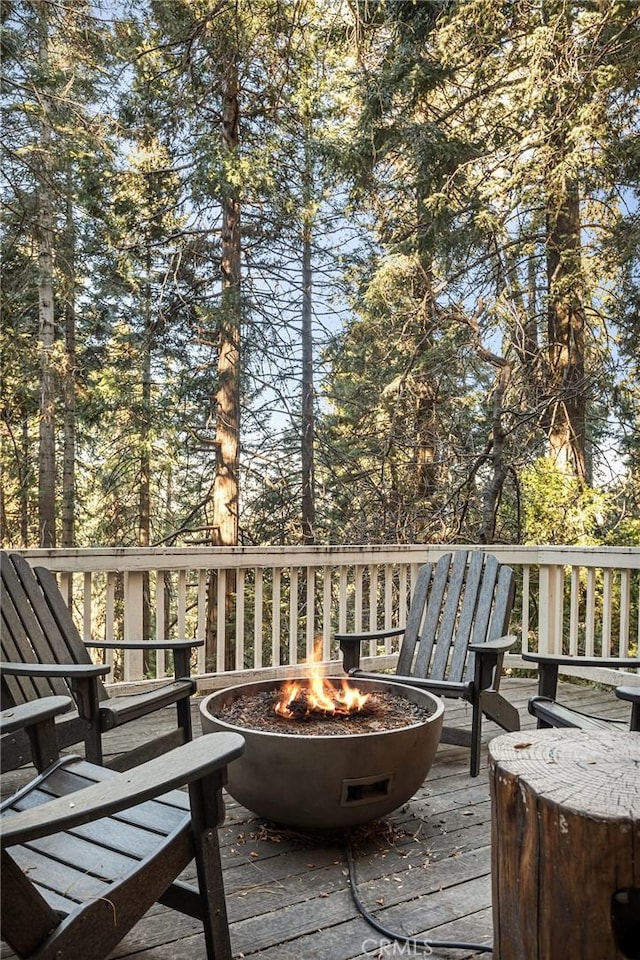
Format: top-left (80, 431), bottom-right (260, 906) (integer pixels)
top-left (199, 676), bottom-right (444, 830)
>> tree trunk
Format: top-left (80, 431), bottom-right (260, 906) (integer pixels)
top-left (61, 185), bottom-right (76, 549)
top-left (140, 242), bottom-right (152, 553)
top-left (208, 53), bottom-right (241, 670)
top-left (545, 177), bottom-right (587, 483)
top-left (139, 242), bottom-right (152, 651)
top-left (480, 360), bottom-right (512, 544)
top-left (36, 3), bottom-right (57, 548)
top-left (301, 124), bottom-right (316, 545)
top-left (542, 1), bottom-right (588, 484)
top-left (212, 59), bottom-right (241, 549)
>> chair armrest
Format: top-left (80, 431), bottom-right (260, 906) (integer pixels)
top-left (1, 661), bottom-right (107, 728)
top-left (1, 732), bottom-right (245, 848)
top-left (0, 697), bottom-right (74, 735)
top-left (616, 686), bottom-right (640, 732)
top-left (87, 639), bottom-right (205, 651)
top-left (468, 635), bottom-right (517, 655)
top-left (522, 653), bottom-right (640, 668)
top-left (0, 661), bottom-right (110, 680)
top-left (337, 627), bottom-right (404, 672)
top-left (335, 627), bottom-right (405, 644)
top-left (86, 640), bottom-right (203, 679)
top-left (522, 653), bottom-right (640, 700)
top-left (468, 636), bottom-right (516, 693)
top-left (616, 686), bottom-right (640, 704)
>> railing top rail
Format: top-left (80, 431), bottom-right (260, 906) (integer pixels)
top-left (10, 543), bottom-right (640, 573)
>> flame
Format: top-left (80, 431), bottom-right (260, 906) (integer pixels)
top-left (274, 643), bottom-right (370, 718)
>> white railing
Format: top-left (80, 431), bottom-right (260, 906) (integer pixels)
top-left (14, 544), bottom-right (640, 692)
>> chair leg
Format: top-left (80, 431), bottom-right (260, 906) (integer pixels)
top-left (83, 722), bottom-right (104, 765)
top-left (469, 700), bottom-right (482, 778)
top-left (188, 772), bottom-right (233, 960)
top-left (72, 677), bottom-right (104, 764)
top-left (176, 695), bottom-right (194, 743)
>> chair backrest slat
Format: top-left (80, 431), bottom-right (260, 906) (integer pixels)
top-left (464, 558), bottom-right (515, 682)
top-left (1, 607), bottom-right (54, 707)
top-left (447, 550), bottom-right (486, 682)
top-left (396, 550), bottom-right (515, 686)
top-left (412, 554), bottom-right (454, 677)
top-left (488, 565), bottom-right (516, 641)
top-left (396, 563), bottom-right (434, 675)
top-left (1, 554), bottom-right (69, 705)
top-left (429, 551), bottom-right (470, 681)
top-left (1, 552), bottom-right (108, 707)
top-left (33, 566), bottom-right (96, 665)
top-left (12, 555), bottom-right (90, 666)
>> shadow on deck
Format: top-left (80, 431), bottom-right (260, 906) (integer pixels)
top-left (1, 677), bottom-right (633, 960)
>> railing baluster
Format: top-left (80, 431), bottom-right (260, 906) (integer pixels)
top-left (105, 572), bottom-right (116, 675)
top-left (398, 564), bottom-right (408, 628)
top-left (216, 570), bottom-right (226, 672)
top-left (585, 567), bottom-right (596, 656)
top-left (123, 571), bottom-right (144, 680)
top-left (538, 564), bottom-right (563, 655)
top-left (289, 567), bottom-right (298, 665)
top-left (368, 564), bottom-right (376, 658)
top-left (236, 568), bottom-right (245, 671)
top-left (602, 569), bottom-right (613, 657)
top-left (197, 569), bottom-right (207, 674)
top-left (521, 565), bottom-right (530, 654)
top-left (569, 567), bottom-right (580, 656)
top-left (272, 567), bottom-right (281, 668)
top-left (306, 566), bottom-right (315, 658)
top-left (156, 570), bottom-right (166, 679)
top-left (384, 564), bottom-right (393, 653)
top-left (338, 565), bottom-right (348, 634)
top-left (322, 565), bottom-right (332, 659)
top-left (255, 567), bottom-right (263, 669)
top-left (83, 571), bottom-right (92, 644)
top-left (618, 568), bottom-right (630, 657)
top-left (177, 569), bottom-right (186, 641)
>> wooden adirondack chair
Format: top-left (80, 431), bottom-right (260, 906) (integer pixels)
top-left (523, 652), bottom-right (640, 731)
top-left (0, 695), bottom-right (244, 960)
top-left (338, 550), bottom-right (520, 776)
top-left (1, 551), bottom-right (202, 772)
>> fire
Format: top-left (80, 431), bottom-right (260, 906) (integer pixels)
top-left (274, 644), bottom-right (370, 719)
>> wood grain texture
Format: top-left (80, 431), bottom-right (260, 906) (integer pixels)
top-left (490, 729), bottom-right (640, 960)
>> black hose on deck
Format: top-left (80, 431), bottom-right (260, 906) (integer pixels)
top-left (345, 837), bottom-right (493, 954)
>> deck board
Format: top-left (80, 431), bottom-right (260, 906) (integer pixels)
top-left (1, 676), bottom-right (634, 960)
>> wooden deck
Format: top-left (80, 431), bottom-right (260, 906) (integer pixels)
top-left (1, 676), bottom-right (633, 960)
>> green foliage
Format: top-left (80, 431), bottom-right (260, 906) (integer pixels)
top-left (521, 459), bottom-right (612, 546)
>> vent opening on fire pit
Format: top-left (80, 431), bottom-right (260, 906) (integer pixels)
top-left (342, 775), bottom-right (393, 806)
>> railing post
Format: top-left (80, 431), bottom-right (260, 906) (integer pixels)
top-left (123, 570), bottom-right (145, 680)
top-left (538, 564), bottom-right (564, 655)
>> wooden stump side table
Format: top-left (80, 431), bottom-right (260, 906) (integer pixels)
top-left (489, 729), bottom-right (640, 960)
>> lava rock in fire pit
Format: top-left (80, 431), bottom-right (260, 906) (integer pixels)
top-left (218, 689), bottom-right (433, 736)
